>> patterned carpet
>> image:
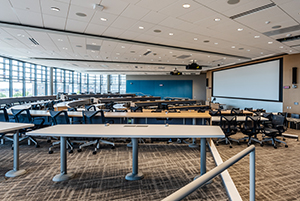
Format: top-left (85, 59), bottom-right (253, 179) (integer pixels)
top-left (0, 139), bottom-right (228, 201)
top-left (216, 128), bottom-right (300, 201)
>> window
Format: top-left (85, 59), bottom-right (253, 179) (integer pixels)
top-left (95, 75), bottom-right (101, 93)
top-left (89, 74), bottom-right (96, 93)
top-left (101, 75), bottom-right (108, 93)
top-left (0, 57), bottom-right (9, 97)
top-left (74, 72), bottom-right (80, 94)
top-left (81, 73), bottom-right (88, 93)
top-left (36, 65), bottom-right (47, 96)
top-left (110, 75), bottom-right (119, 93)
top-left (120, 75), bottom-right (126, 94)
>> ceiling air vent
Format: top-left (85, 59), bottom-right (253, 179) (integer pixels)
top-left (229, 2), bottom-right (276, 20)
top-left (29, 38), bottom-right (39, 45)
top-left (277, 34), bottom-right (300, 43)
top-left (264, 25), bottom-right (300, 37)
top-left (86, 44), bottom-right (101, 51)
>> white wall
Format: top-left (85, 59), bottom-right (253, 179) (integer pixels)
top-left (126, 74), bottom-right (206, 101)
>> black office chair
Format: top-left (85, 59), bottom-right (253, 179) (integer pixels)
top-left (81, 110), bottom-right (115, 154)
top-left (209, 109), bottom-right (221, 116)
top-left (262, 115), bottom-right (288, 149)
top-left (289, 113), bottom-right (300, 129)
top-left (239, 116), bottom-right (263, 146)
top-left (253, 108), bottom-right (265, 116)
top-left (231, 108), bottom-right (243, 116)
top-left (0, 108), bottom-right (10, 144)
top-left (105, 101), bottom-right (115, 111)
top-left (244, 107), bottom-right (253, 112)
top-left (216, 116), bottom-right (239, 148)
top-left (85, 105), bottom-right (97, 111)
top-left (49, 110), bottom-right (83, 154)
top-left (11, 109), bottom-right (45, 148)
top-left (130, 106), bottom-right (143, 112)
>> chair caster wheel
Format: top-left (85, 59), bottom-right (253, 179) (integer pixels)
top-left (285, 145), bottom-right (288, 148)
top-left (216, 143), bottom-right (219, 146)
top-left (237, 142), bottom-right (240, 145)
top-left (92, 151), bottom-right (97, 155)
top-left (283, 138), bottom-right (286, 141)
top-left (111, 146), bottom-right (115, 149)
top-left (273, 145), bottom-right (277, 149)
top-left (229, 145), bottom-right (232, 148)
top-left (77, 149), bottom-right (82, 152)
top-left (260, 143), bottom-right (264, 147)
top-left (69, 150), bottom-right (73, 153)
top-left (36, 145), bottom-right (40, 148)
top-left (49, 150), bottom-right (53, 154)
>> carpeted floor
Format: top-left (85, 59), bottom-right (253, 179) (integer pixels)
top-left (0, 128), bottom-right (299, 201)
top-left (0, 138), bottom-right (228, 201)
top-left (216, 128), bottom-right (300, 201)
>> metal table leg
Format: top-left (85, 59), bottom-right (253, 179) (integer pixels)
top-left (189, 118), bottom-right (199, 148)
top-left (125, 138), bottom-right (144, 181)
top-left (194, 138), bottom-right (207, 180)
top-left (52, 137), bottom-right (74, 182)
top-left (5, 131), bottom-right (26, 177)
top-left (127, 118), bottom-right (134, 147)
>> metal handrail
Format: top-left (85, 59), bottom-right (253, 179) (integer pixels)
top-left (162, 145), bottom-right (256, 201)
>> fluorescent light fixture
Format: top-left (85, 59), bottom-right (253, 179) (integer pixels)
top-left (268, 41), bottom-right (273, 44)
top-left (100, 18), bottom-right (107, 21)
top-left (169, 33), bottom-right (174, 36)
top-left (237, 28), bottom-right (243, 31)
top-left (214, 18), bottom-right (221, 21)
top-left (51, 7), bottom-right (60, 11)
top-left (139, 26), bottom-right (144, 29)
top-left (254, 35), bottom-right (260, 38)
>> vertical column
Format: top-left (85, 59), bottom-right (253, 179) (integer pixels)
top-left (50, 67), bottom-right (54, 95)
top-left (22, 62), bottom-right (26, 96)
top-left (107, 74), bottom-right (110, 93)
top-left (9, 59), bottom-right (13, 97)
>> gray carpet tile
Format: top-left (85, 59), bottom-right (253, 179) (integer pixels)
top-left (216, 128), bottom-right (300, 201)
top-left (0, 139), bottom-right (228, 201)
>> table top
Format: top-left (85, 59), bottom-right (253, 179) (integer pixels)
top-left (213, 110), bottom-right (253, 115)
top-left (0, 122), bottom-right (34, 133)
top-left (211, 116), bottom-right (269, 122)
top-left (7, 109), bottom-right (211, 119)
top-left (135, 99), bottom-right (197, 106)
top-left (27, 124), bottom-right (224, 138)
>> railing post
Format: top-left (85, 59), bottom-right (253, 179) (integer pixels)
top-left (249, 149), bottom-right (255, 201)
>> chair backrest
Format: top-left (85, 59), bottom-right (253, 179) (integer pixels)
top-left (11, 109), bottom-right (33, 123)
top-left (49, 110), bottom-right (70, 125)
top-left (272, 115), bottom-right (286, 126)
top-left (130, 106), bottom-right (143, 112)
top-left (231, 108), bottom-right (243, 115)
top-left (209, 109), bottom-right (221, 116)
top-left (85, 105), bottom-right (96, 111)
top-left (220, 116), bottom-right (237, 134)
top-left (277, 112), bottom-right (288, 117)
top-left (243, 116), bottom-right (261, 134)
top-left (82, 110), bottom-right (105, 124)
top-left (262, 113), bottom-right (273, 120)
top-left (105, 101), bottom-right (115, 111)
top-left (0, 108), bottom-right (9, 122)
top-left (67, 107), bottom-right (77, 111)
top-left (244, 107), bottom-right (253, 112)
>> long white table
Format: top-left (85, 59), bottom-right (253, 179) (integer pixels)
top-left (211, 116), bottom-right (269, 122)
top-left (0, 122), bottom-right (34, 177)
top-left (27, 124), bottom-right (224, 182)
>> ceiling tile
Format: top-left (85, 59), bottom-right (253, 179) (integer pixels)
top-left (14, 8), bottom-right (43, 26)
top-left (42, 14), bottom-right (67, 30)
top-left (120, 4), bottom-right (150, 19)
top-left (100, 0), bottom-right (129, 15)
top-left (84, 23), bottom-right (107, 35)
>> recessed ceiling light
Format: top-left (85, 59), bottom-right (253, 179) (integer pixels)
top-left (265, 21), bottom-right (271, 24)
top-left (290, 50), bottom-right (293, 52)
top-left (280, 46), bottom-right (284, 48)
top-left (227, 0), bottom-right (240, 5)
top-left (169, 51), bottom-right (172, 53)
top-left (214, 18), bottom-right (221, 22)
top-left (261, 52), bottom-right (264, 54)
top-left (76, 12), bottom-right (87, 17)
top-left (254, 35), bottom-right (260, 38)
top-left (247, 49), bottom-right (250, 51)
top-left (237, 28), bottom-right (243, 31)
top-left (272, 25), bottom-right (281, 29)
top-left (121, 46), bottom-right (125, 48)
top-left (62, 47), bottom-right (68, 50)
top-left (182, 4), bottom-right (191, 8)
top-left (147, 49), bottom-right (151, 51)
top-left (92, 43), bottom-right (96, 45)
top-left (169, 33), bottom-right (174, 36)
top-left (100, 18), bottom-right (107, 21)
top-left (139, 26), bottom-right (144, 30)
top-left (58, 39), bottom-right (63, 41)
top-left (231, 46), bottom-right (235, 48)
top-left (17, 34), bottom-right (25, 37)
top-left (91, 50), bottom-right (95, 53)
top-left (268, 41), bottom-right (273, 44)
top-left (116, 53), bottom-right (120, 55)
top-left (207, 55), bottom-right (210, 57)
top-left (51, 7), bottom-right (60, 12)
top-left (214, 42), bottom-right (218, 45)
top-left (223, 57), bottom-right (226, 59)
top-left (194, 38), bottom-right (198, 40)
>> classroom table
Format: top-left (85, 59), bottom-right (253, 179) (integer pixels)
top-left (27, 124), bottom-right (224, 182)
top-left (134, 99), bottom-right (197, 107)
top-left (0, 122), bottom-right (34, 177)
top-left (213, 110), bottom-right (253, 116)
top-left (211, 116), bottom-right (269, 122)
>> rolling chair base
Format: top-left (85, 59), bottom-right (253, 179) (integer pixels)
top-left (53, 173), bottom-right (74, 182)
top-left (216, 137), bottom-right (239, 148)
top-left (262, 137), bottom-right (288, 148)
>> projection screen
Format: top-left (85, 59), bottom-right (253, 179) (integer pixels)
top-left (212, 59), bottom-right (282, 102)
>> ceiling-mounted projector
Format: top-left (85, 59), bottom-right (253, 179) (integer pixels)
top-left (186, 61), bottom-right (202, 70)
top-left (170, 68), bottom-right (182, 75)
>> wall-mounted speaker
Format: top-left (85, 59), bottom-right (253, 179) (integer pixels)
top-left (206, 78), bottom-right (209, 87)
top-left (292, 67), bottom-right (297, 84)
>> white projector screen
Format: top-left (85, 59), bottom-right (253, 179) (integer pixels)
top-left (213, 59), bottom-right (282, 101)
